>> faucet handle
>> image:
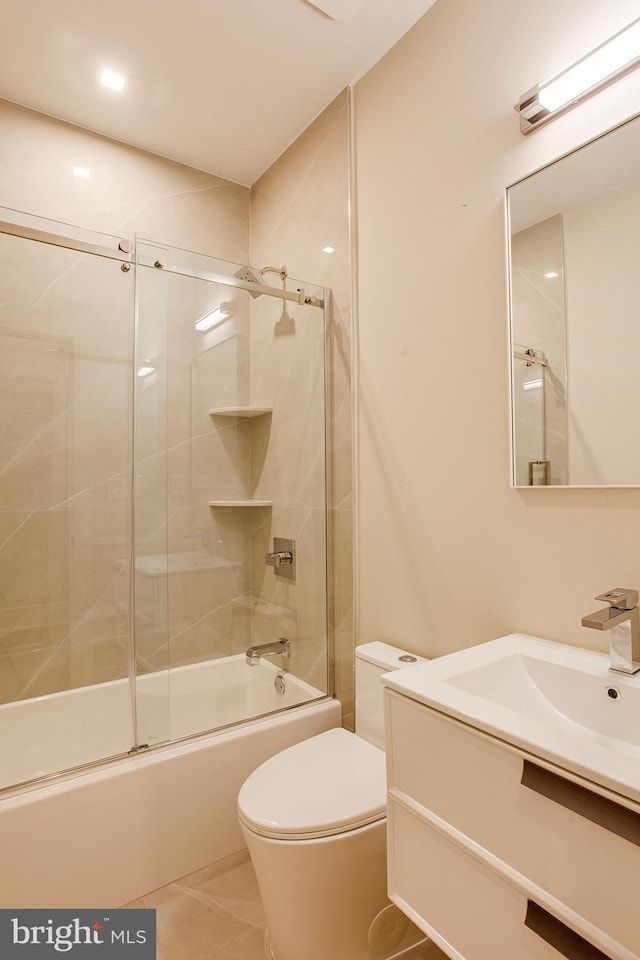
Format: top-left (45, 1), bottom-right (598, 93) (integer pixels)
top-left (594, 588), bottom-right (639, 610)
top-left (265, 551), bottom-right (293, 567)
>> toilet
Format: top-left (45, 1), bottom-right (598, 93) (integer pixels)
top-left (237, 642), bottom-right (426, 960)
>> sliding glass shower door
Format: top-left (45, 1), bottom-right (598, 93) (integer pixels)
top-left (0, 220), bottom-right (135, 787)
top-left (0, 210), bottom-right (330, 791)
top-left (134, 241), bottom-right (330, 745)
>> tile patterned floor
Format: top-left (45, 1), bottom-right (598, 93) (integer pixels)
top-left (122, 852), bottom-right (449, 960)
top-left (122, 853), bottom-right (267, 960)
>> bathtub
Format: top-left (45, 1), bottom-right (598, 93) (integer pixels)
top-left (0, 657), bottom-right (340, 908)
top-left (1, 654), bottom-right (327, 790)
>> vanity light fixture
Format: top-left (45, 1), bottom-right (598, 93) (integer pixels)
top-left (516, 16), bottom-right (640, 134)
top-left (195, 303), bottom-right (230, 332)
top-left (100, 69), bottom-right (126, 92)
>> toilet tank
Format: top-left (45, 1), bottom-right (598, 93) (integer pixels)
top-left (355, 642), bottom-right (425, 750)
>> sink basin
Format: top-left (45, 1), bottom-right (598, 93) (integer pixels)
top-left (383, 633), bottom-right (640, 803)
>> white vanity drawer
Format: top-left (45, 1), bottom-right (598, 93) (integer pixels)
top-left (388, 798), bottom-right (624, 960)
top-left (385, 689), bottom-right (640, 956)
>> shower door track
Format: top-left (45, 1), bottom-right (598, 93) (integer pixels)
top-left (0, 205), bottom-right (133, 263)
top-left (137, 246), bottom-right (324, 307)
top-left (0, 208), bottom-right (324, 308)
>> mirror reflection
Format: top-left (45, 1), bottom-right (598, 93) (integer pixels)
top-left (508, 113), bottom-right (640, 487)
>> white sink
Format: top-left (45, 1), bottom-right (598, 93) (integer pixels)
top-left (383, 633), bottom-right (640, 803)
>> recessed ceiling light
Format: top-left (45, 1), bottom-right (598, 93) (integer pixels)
top-left (322, 246), bottom-right (336, 254)
top-left (101, 69), bottom-right (126, 92)
top-left (73, 166), bottom-right (91, 179)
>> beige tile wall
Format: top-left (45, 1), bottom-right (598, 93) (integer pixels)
top-left (0, 242), bottom-right (133, 702)
top-left (247, 293), bottom-right (328, 693)
top-left (0, 99), bottom-right (250, 703)
top-left (250, 90), bottom-right (354, 725)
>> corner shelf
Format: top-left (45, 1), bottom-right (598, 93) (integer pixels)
top-left (209, 500), bottom-right (272, 508)
top-left (208, 408), bottom-right (273, 510)
top-left (209, 407), bottom-right (272, 419)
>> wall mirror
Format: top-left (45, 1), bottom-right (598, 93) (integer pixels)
top-left (507, 112), bottom-right (640, 487)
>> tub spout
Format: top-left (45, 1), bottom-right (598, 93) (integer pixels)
top-left (245, 638), bottom-right (290, 667)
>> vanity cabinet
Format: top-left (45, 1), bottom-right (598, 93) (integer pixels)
top-left (385, 688), bottom-right (640, 960)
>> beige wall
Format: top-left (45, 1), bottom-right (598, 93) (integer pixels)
top-left (564, 181), bottom-right (640, 484)
top-left (354, 0), bottom-right (640, 658)
top-left (250, 90), bottom-right (354, 725)
top-left (0, 100), bottom-right (249, 258)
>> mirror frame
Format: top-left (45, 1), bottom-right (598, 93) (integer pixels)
top-left (506, 111), bottom-right (640, 489)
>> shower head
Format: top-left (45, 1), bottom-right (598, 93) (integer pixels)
top-left (234, 265), bottom-right (264, 298)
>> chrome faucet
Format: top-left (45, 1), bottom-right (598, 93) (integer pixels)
top-left (245, 637), bottom-right (290, 667)
top-left (581, 588), bottom-right (640, 676)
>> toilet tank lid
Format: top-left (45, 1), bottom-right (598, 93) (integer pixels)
top-left (355, 642), bottom-right (426, 671)
top-left (237, 728), bottom-right (387, 840)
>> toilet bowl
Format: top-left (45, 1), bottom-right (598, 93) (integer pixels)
top-left (237, 642), bottom-right (426, 960)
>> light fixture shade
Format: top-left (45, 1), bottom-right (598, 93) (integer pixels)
top-left (516, 16), bottom-right (640, 134)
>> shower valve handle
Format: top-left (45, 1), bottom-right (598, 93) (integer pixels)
top-left (265, 551), bottom-right (293, 567)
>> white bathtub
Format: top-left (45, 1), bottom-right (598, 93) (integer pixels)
top-left (0, 658), bottom-right (340, 908)
top-left (0, 655), bottom-right (324, 790)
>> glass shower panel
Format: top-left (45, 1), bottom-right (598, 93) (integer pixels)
top-left (135, 241), bottom-right (329, 743)
top-left (0, 230), bottom-right (134, 788)
top-left (248, 276), bottom-right (329, 707)
top-left (133, 261), bottom-right (171, 749)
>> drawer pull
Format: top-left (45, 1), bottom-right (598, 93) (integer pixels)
top-left (521, 760), bottom-right (640, 846)
top-left (525, 901), bottom-right (611, 960)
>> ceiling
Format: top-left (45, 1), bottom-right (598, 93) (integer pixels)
top-left (0, 0), bottom-right (437, 186)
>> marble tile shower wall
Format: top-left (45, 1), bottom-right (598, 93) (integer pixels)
top-left (0, 99), bottom-right (250, 702)
top-left (0, 93), bottom-right (353, 719)
top-left (250, 91), bottom-right (353, 723)
top-left (247, 294), bottom-right (327, 691)
top-left (0, 253), bottom-right (133, 701)
top-left (160, 281), bottom-right (252, 671)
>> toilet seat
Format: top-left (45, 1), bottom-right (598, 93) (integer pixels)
top-left (238, 728), bottom-right (387, 841)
